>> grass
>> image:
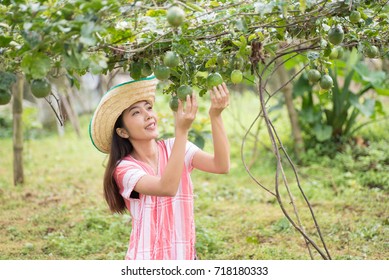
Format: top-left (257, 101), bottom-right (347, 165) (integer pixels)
top-left (0, 91), bottom-right (388, 260)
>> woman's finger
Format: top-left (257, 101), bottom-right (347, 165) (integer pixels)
top-left (177, 97), bottom-right (184, 113)
top-left (217, 84), bottom-right (227, 100)
top-left (221, 82), bottom-right (229, 94)
top-left (191, 92), bottom-right (198, 114)
top-left (212, 86), bottom-right (222, 100)
top-left (185, 94), bottom-right (192, 114)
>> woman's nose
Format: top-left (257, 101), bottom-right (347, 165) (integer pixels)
top-left (144, 110), bottom-right (152, 120)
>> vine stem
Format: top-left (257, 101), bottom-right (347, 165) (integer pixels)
top-left (241, 109), bottom-right (276, 197)
top-left (44, 93), bottom-right (64, 127)
top-left (241, 41), bottom-right (333, 259)
top-left (270, 120), bottom-right (332, 259)
top-left (256, 72), bottom-right (330, 259)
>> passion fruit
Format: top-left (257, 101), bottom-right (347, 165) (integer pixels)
top-left (328, 26), bottom-right (344, 45)
top-left (130, 61), bottom-right (142, 80)
top-left (207, 72), bottom-right (223, 88)
top-left (163, 51), bottom-right (180, 68)
top-left (177, 85), bottom-right (192, 101)
top-left (329, 47), bottom-right (339, 59)
top-left (0, 89), bottom-right (11, 105)
top-left (169, 95), bottom-right (179, 112)
top-left (349, 11), bottom-right (361, 24)
top-left (30, 78), bottom-right (51, 98)
top-left (141, 63), bottom-right (153, 77)
top-left (336, 47), bottom-right (344, 59)
top-left (166, 6), bottom-right (185, 27)
top-left (231, 70), bottom-right (243, 84)
top-left (365, 45), bottom-right (379, 58)
top-left (319, 74), bottom-right (333, 90)
top-left (307, 69), bottom-right (321, 83)
top-left (154, 65), bottom-right (171, 80)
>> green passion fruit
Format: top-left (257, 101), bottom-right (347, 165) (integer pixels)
top-left (169, 95), bottom-right (179, 112)
top-left (0, 89), bottom-right (12, 105)
top-left (329, 47), bottom-right (339, 59)
top-left (154, 65), bottom-right (171, 80)
top-left (166, 6), bottom-right (185, 27)
top-left (231, 70), bottom-right (243, 84)
top-left (336, 47), bottom-right (344, 59)
top-left (307, 69), bottom-right (321, 83)
top-left (30, 78), bottom-right (51, 98)
top-left (365, 45), bottom-right (379, 58)
top-left (163, 51), bottom-right (180, 68)
top-left (141, 63), bottom-right (153, 77)
top-left (130, 61), bottom-right (142, 80)
top-left (177, 85), bottom-right (192, 101)
top-left (207, 72), bottom-right (223, 88)
top-left (320, 74), bottom-right (333, 90)
top-left (328, 26), bottom-right (344, 45)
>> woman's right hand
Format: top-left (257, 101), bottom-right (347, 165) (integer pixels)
top-left (174, 92), bottom-right (198, 135)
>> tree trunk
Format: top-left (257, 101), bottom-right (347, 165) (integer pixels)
top-left (277, 64), bottom-right (305, 157)
top-left (13, 73), bottom-right (24, 185)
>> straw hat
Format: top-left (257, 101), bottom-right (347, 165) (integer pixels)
top-left (89, 76), bottom-right (159, 153)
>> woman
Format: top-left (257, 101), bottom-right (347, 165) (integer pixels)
top-left (89, 76), bottom-right (230, 260)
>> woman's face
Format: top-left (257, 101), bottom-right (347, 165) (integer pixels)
top-left (117, 100), bottom-right (159, 141)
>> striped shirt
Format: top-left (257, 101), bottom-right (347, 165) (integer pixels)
top-left (114, 138), bottom-right (200, 260)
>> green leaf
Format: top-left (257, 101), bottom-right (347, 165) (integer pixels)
top-left (185, 2), bottom-right (205, 13)
top-left (89, 53), bottom-right (108, 74)
top-left (349, 95), bottom-right (375, 117)
top-left (80, 21), bottom-right (97, 46)
top-left (236, 19), bottom-right (248, 32)
top-left (189, 130), bottom-right (206, 149)
top-left (240, 35), bottom-right (247, 46)
top-left (0, 71), bottom-right (17, 91)
top-left (375, 87), bottom-right (389, 96)
top-left (299, 0), bottom-right (306, 13)
top-left (205, 57), bottom-right (217, 68)
top-left (358, 98), bottom-right (375, 117)
top-left (264, 44), bottom-right (276, 56)
top-left (372, 100), bottom-right (385, 118)
top-left (248, 34), bottom-right (257, 42)
top-left (0, 36), bottom-right (12, 47)
top-left (354, 62), bottom-right (386, 85)
top-left (63, 48), bottom-right (89, 71)
top-left (232, 40), bottom-right (242, 47)
top-left (293, 75), bottom-right (311, 98)
top-left (145, 9), bottom-right (166, 17)
top-left (21, 52), bottom-right (51, 79)
top-left (210, 1), bottom-right (220, 7)
top-left (346, 48), bottom-right (360, 70)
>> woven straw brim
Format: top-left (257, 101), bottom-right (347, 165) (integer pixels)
top-left (90, 76), bottom-right (159, 153)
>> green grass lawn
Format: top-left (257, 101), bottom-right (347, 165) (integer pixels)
top-left (0, 91), bottom-right (388, 260)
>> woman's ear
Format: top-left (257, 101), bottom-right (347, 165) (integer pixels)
top-left (116, 127), bottom-right (129, 139)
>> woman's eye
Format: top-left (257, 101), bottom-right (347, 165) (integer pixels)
top-left (132, 111), bottom-right (139, 116)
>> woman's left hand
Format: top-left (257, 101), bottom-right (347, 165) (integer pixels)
top-left (209, 82), bottom-right (230, 117)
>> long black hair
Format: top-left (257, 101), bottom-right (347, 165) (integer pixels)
top-left (103, 114), bottom-right (133, 213)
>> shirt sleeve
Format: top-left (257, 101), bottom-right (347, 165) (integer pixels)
top-left (185, 140), bottom-right (200, 172)
top-left (165, 138), bottom-right (200, 173)
top-left (114, 160), bottom-right (147, 200)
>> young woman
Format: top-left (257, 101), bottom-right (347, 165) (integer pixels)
top-left (89, 76), bottom-right (230, 260)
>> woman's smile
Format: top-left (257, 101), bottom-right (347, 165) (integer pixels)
top-left (145, 121), bottom-right (157, 130)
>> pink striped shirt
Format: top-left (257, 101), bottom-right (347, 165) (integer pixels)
top-left (114, 138), bottom-right (200, 260)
